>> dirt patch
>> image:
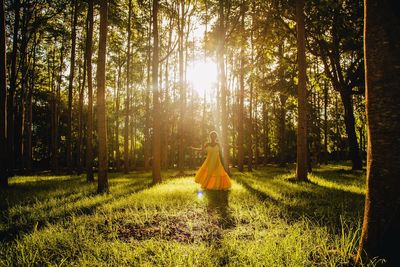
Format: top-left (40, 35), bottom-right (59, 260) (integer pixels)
top-left (115, 208), bottom-right (229, 244)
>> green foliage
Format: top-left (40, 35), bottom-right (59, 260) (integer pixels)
top-left (0, 164), bottom-right (382, 266)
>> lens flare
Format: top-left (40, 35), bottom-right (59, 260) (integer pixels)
top-left (197, 191), bottom-right (204, 199)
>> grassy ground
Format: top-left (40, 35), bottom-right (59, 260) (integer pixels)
top-left (0, 164), bottom-right (383, 266)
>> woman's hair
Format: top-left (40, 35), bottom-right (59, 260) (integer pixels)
top-left (209, 131), bottom-right (218, 141)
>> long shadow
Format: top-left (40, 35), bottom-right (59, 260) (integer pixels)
top-left (0, 175), bottom-right (153, 242)
top-left (234, 177), bottom-right (281, 206)
top-left (233, 168), bottom-right (365, 234)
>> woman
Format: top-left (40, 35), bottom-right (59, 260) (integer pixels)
top-left (191, 131), bottom-right (231, 190)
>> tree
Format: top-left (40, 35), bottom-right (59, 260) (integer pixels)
top-left (237, 1), bottom-right (245, 172)
top-left (356, 1), bottom-right (400, 264)
top-left (177, 0), bottom-right (186, 175)
top-left (295, 0), bottom-right (308, 181)
top-left (7, 0), bottom-right (20, 177)
top-left (152, 0), bottom-right (161, 183)
top-left (218, 0), bottom-right (229, 174)
top-left (97, 0), bottom-right (109, 193)
top-left (124, 0), bottom-right (132, 173)
top-left (67, 0), bottom-right (78, 172)
top-left (86, 0), bottom-right (94, 182)
top-left (306, 0), bottom-right (364, 170)
top-left (0, 0), bottom-right (7, 187)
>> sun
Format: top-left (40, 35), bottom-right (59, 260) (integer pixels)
top-left (186, 59), bottom-right (218, 98)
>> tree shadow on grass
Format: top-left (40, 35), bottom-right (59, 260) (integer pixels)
top-left (0, 174), bottom-right (153, 242)
top-left (234, 167), bottom-right (365, 234)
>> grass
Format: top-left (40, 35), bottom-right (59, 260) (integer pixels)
top-left (0, 164), bottom-right (383, 266)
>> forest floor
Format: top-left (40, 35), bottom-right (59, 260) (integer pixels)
top-left (0, 163), bottom-right (382, 266)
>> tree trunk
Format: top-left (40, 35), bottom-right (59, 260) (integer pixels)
top-left (97, 0), bottom-right (109, 193)
top-left (151, 0), bottom-right (161, 183)
top-left (86, 0), bottom-right (94, 182)
top-left (237, 2), bottom-right (245, 172)
top-left (177, 1), bottom-right (186, 174)
top-left (0, 0), bottom-right (7, 187)
top-left (67, 0), bottom-right (78, 172)
top-left (144, 15), bottom-right (151, 171)
top-left (7, 0), bottom-right (19, 176)
top-left (218, 0), bottom-right (229, 174)
top-left (263, 102), bottom-right (270, 165)
top-left (116, 62), bottom-right (121, 171)
top-left (340, 89), bottom-right (362, 170)
top-left (323, 81), bottom-right (328, 164)
top-left (296, 0), bottom-right (308, 181)
top-left (26, 32), bottom-right (37, 172)
top-left (77, 50), bottom-right (85, 174)
top-left (52, 45), bottom-right (63, 173)
top-left (124, 0), bottom-right (132, 173)
top-left (356, 1), bottom-right (400, 265)
top-left (278, 94), bottom-right (287, 166)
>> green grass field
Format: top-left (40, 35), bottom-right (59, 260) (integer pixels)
top-left (0, 164), bottom-right (383, 266)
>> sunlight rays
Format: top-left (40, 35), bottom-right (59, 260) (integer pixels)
top-left (186, 59), bottom-right (218, 99)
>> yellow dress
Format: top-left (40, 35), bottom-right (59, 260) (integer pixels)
top-left (195, 144), bottom-right (232, 190)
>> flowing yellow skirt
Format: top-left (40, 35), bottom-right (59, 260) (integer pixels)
top-left (195, 158), bottom-right (232, 190)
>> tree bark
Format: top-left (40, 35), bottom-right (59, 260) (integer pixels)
top-left (144, 13), bottom-right (151, 171)
top-left (67, 0), bottom-right (78, 172)
top-left (116, 61), bottom-right (122, 171)
top-left (26, 32), bottom-right (37, 171)
top-left (340, 89), bottom-right (362, 170)
top-left (263, 102), bottom-right (270, 165)
top-left (77, 49), bottom-right (85, 174)
top-left (218, 0), bottom-right (229, 174)
top-left (86, 0), bottom-right (94, 182)
top-left (0, 0), bottom-right (7, 187)
top-left (124, 0), bottom-right (132, 173)
top-left (97, 0), bottom-right (108, 193)
top-left (278, 94), bottom-right (287, 166)
top-left (151, 0), bottom-right (161, 183)
top-left (295, 0), bottom-right (308, 181)
top-left (237, 2), bottom-right (245, 172)
top-left (8, 0), bottom-right (20, 176)
top-left (357, 1), bottom-right (400, 265)
top-left (177, 1), bottom-right (186, 174)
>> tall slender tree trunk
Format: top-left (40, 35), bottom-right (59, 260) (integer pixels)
top-left (177, 1), bottom-right (186, 174)
top-left (97, 0), bottom-right (109, 193)
top-left (323, 81), bottom-right (328, 164)
top-left (116, 62), bottom-right (121, 171)
top-left (248, 17), bottom-right (254, 172)
top-left (67, 0), bottom-right (78, 172)
top-left (263, 102), bottom-right (270, 165)
top-left (357, 1), bottom-right (400, 265)
top-left (237, 2), bottom-right (245, 172)
top-left (218, 0), bottom-right (229, 174)
top-left (278, 94), bottom-right (287, 166)
top-left (340, 89), bottom-right (362, 170)
top-left (144, 15), bottom-right (151, 171)
top-left (296, 0), bottom-right (308, 181)
top-left (124, 0), bottom-right (132, 173)
top-left (52, 46), bottom-right (63, 173)
top-left (77, 52), bottom-right (85, 174)
top-left (152, 0), bottom-right (161, 183)
top-left (8, 0), bottom-right (20, 176)
top-left (161, 17), bottom-right (173, 170)
top-left (86, 0), bottom-right (94, 182)
top-left (26, 33), bottom-right (37, 171)
top-left (0, 0), bottom-right (7, 187)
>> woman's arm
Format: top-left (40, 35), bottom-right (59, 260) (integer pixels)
top-left (190, 142), bottom-right (209, 152)
top-left (189, 146), bottom-right (202, 151)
